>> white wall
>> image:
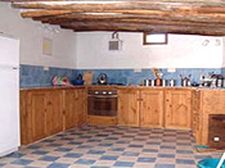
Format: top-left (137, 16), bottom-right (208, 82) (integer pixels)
top-left (0, 2), bottom-right (76, 69)
top-left (0, 2), bottom-right (224, 70)
top-left (75, 32), bottom-right (224, 69)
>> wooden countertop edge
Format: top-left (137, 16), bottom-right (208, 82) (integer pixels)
top-left (20, 85), bottom-right (225, 91)
top-left (20, 85), bottom-right (86, 91)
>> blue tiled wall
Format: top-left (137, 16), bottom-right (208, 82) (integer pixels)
top-left (20, 64), bottom-right (222, 88)
top-left (20, 64), bottom-right (77, 88)
top-left (76, 68), bottom-right (222, 86)
top-left (221, 67), bottom-right (225, 77)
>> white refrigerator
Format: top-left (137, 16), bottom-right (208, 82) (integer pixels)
top-left (0, 35), bottom-right (20, 157)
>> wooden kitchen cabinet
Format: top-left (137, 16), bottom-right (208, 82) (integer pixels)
top-left (192, 89), bottom-right (202, 144)
top-left (20, 87), bottom-right (86, 145)
top-left (45, 90), bottom-right (63, 136)
top-left (30, 91), bottom-right (48, 142)
top-left (140, 89), bottom-right (164, 128)
top-left (165, 89), bottom-right (192, 129)
top-left (118, 88), bottom-right (140, 127)
top-left (198, 90), bottom-right (225, 145)
top-left (20, 90), bottom-right (48, 144)
top-left (64, 88), bottom-right (86, 130)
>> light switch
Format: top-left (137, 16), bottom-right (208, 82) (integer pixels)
top-left (134, 69), bottom-right (142, 73)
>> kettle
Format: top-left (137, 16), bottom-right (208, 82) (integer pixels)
top-left (97, 73), bottom-right (108, 85)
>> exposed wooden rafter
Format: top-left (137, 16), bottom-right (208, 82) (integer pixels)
top-left (60, 21), bottom-right (225, 36)
top-left (10, 0), bottom-right (225, 36)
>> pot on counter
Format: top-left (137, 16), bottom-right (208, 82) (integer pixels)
top-left (97, 73), bottom-right (108, 85)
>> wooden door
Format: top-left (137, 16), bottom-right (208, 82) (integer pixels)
top-left (165, 89), bottom-right (192, 129)
top-left (140, 89), bottom-right (164, 128)
top-left (118, 89), bottom-right (139, 127)
top-left (45, 90), bottom-right (63, 136)
top-left (29, 90), bottom-right (47, 142)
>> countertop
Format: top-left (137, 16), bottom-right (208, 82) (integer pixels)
top-left (20, 85), bottom-right (225, 91)
top-left (20, 85), bottom-right (85, 91)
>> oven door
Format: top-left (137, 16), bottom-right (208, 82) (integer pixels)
top-left (88, 95), bottom-right (117, 116)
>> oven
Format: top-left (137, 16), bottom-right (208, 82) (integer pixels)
top-left (88, 89), bottom-right (117, 116)
top-left (208, 114), bottom-right (225, 149)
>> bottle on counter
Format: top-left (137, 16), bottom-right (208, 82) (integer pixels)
top-left (156, 78), bottom-right (161, 86)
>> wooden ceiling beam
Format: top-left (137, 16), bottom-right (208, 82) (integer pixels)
top-left (60, 21), bottom-right (225, 36)
top-left (22, 9), bottom-right (225, 25)
top-left (21, 9), bottom-right (73, 18)
top-left (37, 15), bottom-right (225, 29)
top-left (12, 0), bottom-right (225, 12)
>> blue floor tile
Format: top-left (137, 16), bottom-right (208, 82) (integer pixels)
top-left (39, 155), bottom-right (59, 162)
top-left (160, 145), bottom-right (176, 149)
top-left (32, 150), bottom-right (49, 155)
top-left (122, 151), bottom-right (139, 157)
top-left (27, 145), bottom-right (41, 149)
top-left (88, 150), bottom-right (106, 155)
top-left (113, 161), bottom-right (134, 167)
top-left (11, 159), bottom-right (33, 165)
top-left (47, 163), bottom-right (70, 168)
top-left (176, 150), bottom-right (193, 154)
top-left (75, 159), bottom-right (96, 165)
top-left (100, 155), bottom-right (119, 160)
top-left (176, 159), bottom-right (195, 165)
top-left (91, 166), bottom-right (110, 168)
top-left (128, 144), bottom-right (143, 148)
top-left (143, 148), bottom-right (158, 153)
top-left (158, 153), bottom-right (176, 158)
top-left (7, 152), bottom-right (25, 158)
top-left (155, 163), bottom-right (175, 168)
top-left (64, 153), bottom-right (83, 158)
top-left (99, 143), bottom-right (113, 147)
top-left (137, 157), bottom-right (156, 163)
top-left (111, 147), bottom-right (125, 152)
top-left (55, 147), bottom-right (73, 152)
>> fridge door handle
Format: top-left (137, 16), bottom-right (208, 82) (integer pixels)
top-left (12, 67), bottom-right (19, 70)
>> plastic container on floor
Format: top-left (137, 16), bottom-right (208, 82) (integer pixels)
top-left (197, 158), bottom-right (225, 168)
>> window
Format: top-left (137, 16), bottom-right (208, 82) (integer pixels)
top-left (143, 33), bottom-right (168, 45)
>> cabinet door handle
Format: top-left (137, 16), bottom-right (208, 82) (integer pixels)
top-left (137, 98), bottom-right (143, 101)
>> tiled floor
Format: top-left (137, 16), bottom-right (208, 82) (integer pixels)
top-left (0, 125), bottom-right (223, 168)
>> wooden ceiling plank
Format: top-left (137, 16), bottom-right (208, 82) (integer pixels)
top-left (21, 9), bottom-right (74, 18)
top-left (60, 21), bottom-right (225, 36)
top-left (22, 9), bottom-right (225, 25)
top-left (12, 0), bottom-right (225, 12)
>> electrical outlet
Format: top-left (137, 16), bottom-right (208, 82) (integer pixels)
top-left (43, 66), bottom-right (49, 71)
top-left (167, 68), bottom-right (176, 73)
top-left (134, 69), bottom-right (142, 73)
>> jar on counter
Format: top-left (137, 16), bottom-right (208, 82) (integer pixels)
top-left (168, 79), bottom-right (176, 87)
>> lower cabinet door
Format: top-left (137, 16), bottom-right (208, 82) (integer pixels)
top-left (165, 90), bottom-right (192, 129)
top-left (29, 91), bottom-right (47, 142)
top-left (45, 90), bottom-right (63, 136)
top-left (64, 89), bottom-right (79, 129)
top-left (118, 89), bottom-right (140, 127)
top-left (64, 89), bottom-right (86, 130)
top-left (140, 89), bottom-right (164, 128)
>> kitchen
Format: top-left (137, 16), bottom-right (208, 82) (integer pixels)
top-left (1, 1), bottom-right (225, 168)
